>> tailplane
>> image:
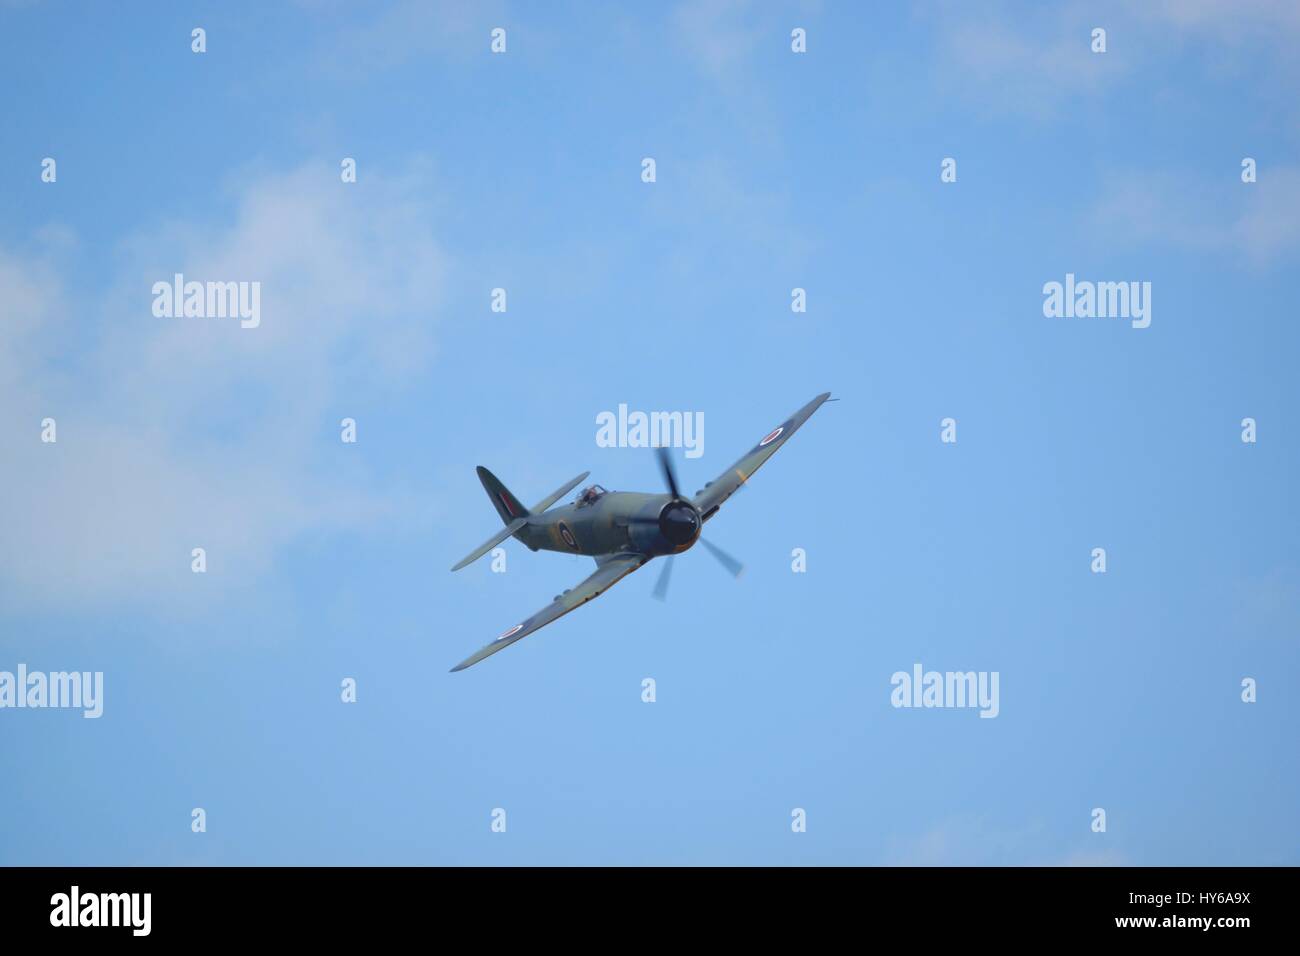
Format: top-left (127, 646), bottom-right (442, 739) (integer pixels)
top-left (451, 467), bottom-right (591, 572)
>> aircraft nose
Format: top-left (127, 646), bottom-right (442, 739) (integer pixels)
top-left (660, 502), bottom-right (701, 549)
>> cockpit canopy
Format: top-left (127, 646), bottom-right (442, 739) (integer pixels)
top-left (576, 484), bottom-right (608, 507)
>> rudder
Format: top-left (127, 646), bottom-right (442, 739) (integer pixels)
top-left (477, 466), bottom-right (530, 525)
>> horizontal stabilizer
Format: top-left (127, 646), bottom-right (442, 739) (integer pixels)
top-left (532, 471), bottom-right (590, 514)
top-left (450, 516), bottom-right (528, 572)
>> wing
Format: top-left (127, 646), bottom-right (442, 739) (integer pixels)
top-left (450, 553), bottom-right (647, 671)
top-left (692, 392), bottom-right (832, 522)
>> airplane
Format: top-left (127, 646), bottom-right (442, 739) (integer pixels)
top-left (448, 391), bottom-right (834, 671)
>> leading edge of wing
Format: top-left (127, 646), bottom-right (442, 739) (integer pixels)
top-left (692, 391), bottom-right (832, 520)
top-left (449, 553), bottom-right (647, 672)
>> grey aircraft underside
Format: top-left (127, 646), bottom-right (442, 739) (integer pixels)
top-left (449, 392), bottom-right (833, 671)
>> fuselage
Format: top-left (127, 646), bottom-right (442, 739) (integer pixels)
top-left (514, 490), bottom-right (699, 560)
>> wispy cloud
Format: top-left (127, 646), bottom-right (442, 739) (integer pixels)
top-left (312, 0), bottom-right (509, 71)
top-left (1233, 566), bottom-right (1300, 641)
top-left (671, 0), bottom-right (767, 80)
top-left (925, 0), bottom-right (1300, 118)
top-left (1091, 166), bottom-right (1300, 267)
top-left (883, 815), bottom-right (1048, 865)
top-left (931, 4), bottom-right (1122, 118)
top-left (0, 160), bottom-right (446, 611)
top-left (885, 816), bottom-right (1132, 865)
top-left (1145, 0), bottom-right (1300, 39)
top-left (644, 153), bottom-right (814, 278)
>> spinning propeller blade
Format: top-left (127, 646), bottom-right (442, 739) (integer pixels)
top-left (656, 445), bottom-right (681, 500)
top-left (652, 555), bottom-right (674, 601)
top-left (699, 537), bottom-right (745, 578)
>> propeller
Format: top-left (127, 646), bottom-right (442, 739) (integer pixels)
top-left (652, 555), bottom-right (674, 601)
top-left (651, 538), bottom-right (745, 601)
top-left (655, 445), bottom-right (681, 500)
top-left (698, 537), bottom-right (744, 578)
top-left (650, 447), bottom-right (745, 600)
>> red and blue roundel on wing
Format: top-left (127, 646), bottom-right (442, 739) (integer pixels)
top-left (759, 425), bottom-right (784, 447)
top-left (495, 624), bottom-right (523, 643)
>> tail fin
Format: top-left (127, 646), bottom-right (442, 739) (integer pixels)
top-left (477, 466), bottom-right (530, 525)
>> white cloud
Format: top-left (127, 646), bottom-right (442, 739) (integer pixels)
top-left (936, 9), bottom-right (1121, 118)
top-left (1234, 566), bottom-right (1300, 642)
top-left (883, 815), bottom-right (1047, 865)
top-left (1145, 0), bottom-right (1300, 39)
top-left (1091, 166), bottom-right (1300, 266)
top-left (926, 0), bottom-right (1300, 118)
top-left (645, 154), bottom-right (814, 277)
top-left (312, 0), bottom-right (509, 71)
top-left (885, 816), bottom-right (1134, 866)
top-left (672, 0), bottom-right (766, 79)
top-left (0, 161), bottom-right (445, 611)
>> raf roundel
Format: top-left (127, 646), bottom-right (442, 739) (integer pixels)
top-left (495, 624), bottom-right (524, 643)
top-left (759, 425), bottom-right (784, 447)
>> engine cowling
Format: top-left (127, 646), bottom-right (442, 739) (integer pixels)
top-left (658, 500), bottom-right (701, 551)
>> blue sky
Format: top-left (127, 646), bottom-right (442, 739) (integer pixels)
top-left (1, 0), bottom-right (1297, 865)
